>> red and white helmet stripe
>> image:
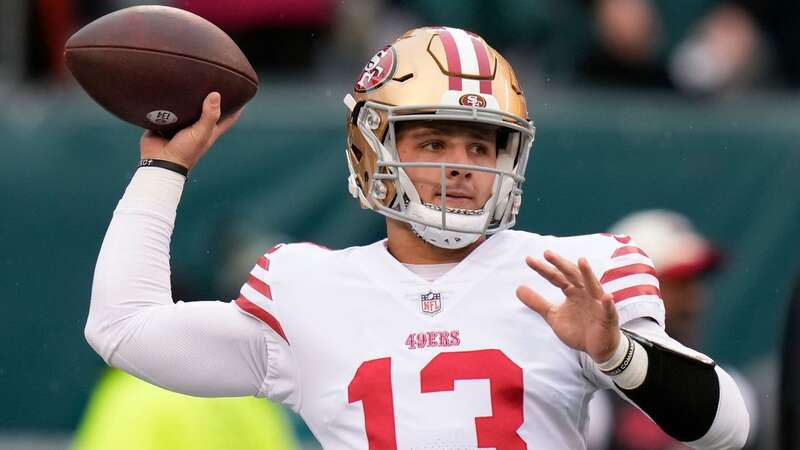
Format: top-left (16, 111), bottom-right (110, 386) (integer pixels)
top-left (436, 27), bottom-right (493, 94)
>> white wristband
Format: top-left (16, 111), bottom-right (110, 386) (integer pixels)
top-left (597, 331), bottom-right (630, 372)
top-left (597, 331), bottom-right (649, 390)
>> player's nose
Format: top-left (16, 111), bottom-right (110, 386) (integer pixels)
top-left (446, 146), bottom-right (474, 178)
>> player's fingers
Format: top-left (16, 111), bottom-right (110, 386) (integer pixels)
top-left (525, 256), bottom-right (570, 290)
top-left (578, 257), bottom-right (605, 299)
top-left (205, 108), bottom-right (243, 149)
top-left (211, 107), bottom-right (244, 142)
top-left (599, 293), bottom-right (618, 322)
top-left (516, 285), bottom-right (554, 319)
top-left (544, 251), bottom-right (583, 287)
top-left (184, 92), bottom-right (222, 148)
top-left (195, 92), bottom-right (222, 135)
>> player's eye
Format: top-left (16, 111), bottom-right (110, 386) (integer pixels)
top-left (468, 143), bottom-right (490, 155)
top-left (421, 140), bottom-right (445, 151)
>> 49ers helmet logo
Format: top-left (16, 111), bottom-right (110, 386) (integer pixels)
top-left (459, 93), bottom-right (487, 107)
top-left (354, 46), bottom-right (397, 92)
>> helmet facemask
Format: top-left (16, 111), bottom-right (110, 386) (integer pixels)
top-left (347, 99), bottom-right (535, 249)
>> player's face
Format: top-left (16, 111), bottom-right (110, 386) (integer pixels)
top-left (395, 121), bottom-right (498, 211)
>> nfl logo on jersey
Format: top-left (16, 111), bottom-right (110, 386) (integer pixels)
top-left (420, 291), bottom-right (442, 315)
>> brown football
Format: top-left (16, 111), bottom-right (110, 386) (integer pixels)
top-left (65, 5), bottom-right (258, 134)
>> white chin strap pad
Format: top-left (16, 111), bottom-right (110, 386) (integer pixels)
top-left (405, 202), bottom-right (484, 249)
top-left (410, 222), bottom-right (482, 249)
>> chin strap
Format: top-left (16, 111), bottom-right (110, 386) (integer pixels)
top-left (409, 220), bottom-right (482, 249)
top-left (401, 199), bottom-right (486, 249)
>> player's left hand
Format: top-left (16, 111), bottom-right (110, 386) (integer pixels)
top-left (516, 251), bottom-right (620, 364)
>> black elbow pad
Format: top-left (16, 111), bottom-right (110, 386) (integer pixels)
top-left (618, 331), bottom-right (720, 442)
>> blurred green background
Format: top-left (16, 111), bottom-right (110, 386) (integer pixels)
top-left (3, 0), bottom-right (800, 447)
top-left (1, 84), bottom-right (798, 433)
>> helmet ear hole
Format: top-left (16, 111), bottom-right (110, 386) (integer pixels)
top-left (350, 144), bottom-right (363, 161)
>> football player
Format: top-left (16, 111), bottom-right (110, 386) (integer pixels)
top-left (86, 27), bottom-right (749, 449)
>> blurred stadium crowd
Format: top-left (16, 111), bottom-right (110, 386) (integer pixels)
top-left (1, 1), bottom-right (799, 450)
top-left (5, 0), bottom-right (800, 93)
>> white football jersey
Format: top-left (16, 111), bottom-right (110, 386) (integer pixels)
top-left (234, 230), bottom-right (664, 450)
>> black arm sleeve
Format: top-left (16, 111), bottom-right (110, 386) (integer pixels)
top-left (618, 335), bottom-right (720, 442)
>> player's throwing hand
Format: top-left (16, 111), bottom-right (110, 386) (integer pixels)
top-left (516, 251), bottom-right (621, 364)
top-left (140, 92), bottom-right (243, 171)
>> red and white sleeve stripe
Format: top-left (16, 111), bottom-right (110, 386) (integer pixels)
top-left (600, 243), bottom-right (662, 303)
top-left (234, 245), bottom-right (290, 344)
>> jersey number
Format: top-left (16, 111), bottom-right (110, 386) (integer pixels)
top-left (348, 349), bottom-right (525, 449)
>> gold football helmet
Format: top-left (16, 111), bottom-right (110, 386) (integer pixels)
top-left (344, 26), bottom-right (535, 249)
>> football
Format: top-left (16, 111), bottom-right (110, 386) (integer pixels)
top-left (65, 5), bottom-right (258, 135)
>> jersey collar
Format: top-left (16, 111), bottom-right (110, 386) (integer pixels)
top-left (353, 231), bottom-right (515, 318)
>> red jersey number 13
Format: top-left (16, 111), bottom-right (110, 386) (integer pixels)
top-left (348, 349), bottom-right (526, 449)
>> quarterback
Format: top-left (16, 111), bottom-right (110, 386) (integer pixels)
top-left (86, 27), bottom-right (749, 449)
